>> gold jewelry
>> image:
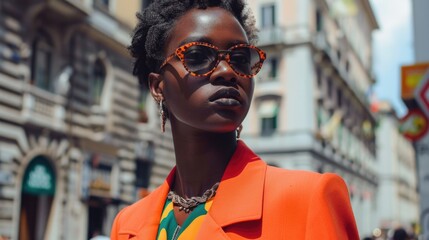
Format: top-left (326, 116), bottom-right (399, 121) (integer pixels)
top-left (236, 124), bottom-right (243, 138)
top-left (167, 182), bottom-right (219, 213)
top-left (159, 99), bottom-right (166, 133)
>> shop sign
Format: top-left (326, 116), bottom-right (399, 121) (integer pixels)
top-left (401, 63), bottom-right (429, 100)
top-left (90, 166), bottom-right (112, 194)
top-left (88, 153), bottom-right (113, 197)
top-left (22, 156), bottom-right (56, 196)
top-left (415, 71), bottom-right (429, 118)
top-left (399, 109), bottom-right (429, 141)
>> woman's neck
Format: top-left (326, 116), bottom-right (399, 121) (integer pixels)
top-left (169, 120), bottom-right (237, 198)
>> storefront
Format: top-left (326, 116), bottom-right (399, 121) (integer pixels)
top-left (81, 139), bottom-right (121, 238)
top-left (19, 156), bottom-right (56, 240)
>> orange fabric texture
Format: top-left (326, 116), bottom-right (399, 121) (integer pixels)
top-left (110, 140), bottom-right (359, 240)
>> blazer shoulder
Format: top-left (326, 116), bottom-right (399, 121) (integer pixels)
top-left (267, 165), bottom-right (344, 181)
top-left (266, 166), bottom-right (321, 184)
top-left (265, 166), bottom-right (348, 196)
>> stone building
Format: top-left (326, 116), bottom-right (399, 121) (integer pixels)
top-left (241, 0), bottom-right (379, 235)
top-left (0, 0), bottom-right (143, 239)
top-left (374, 101), bottom-right (419, 236)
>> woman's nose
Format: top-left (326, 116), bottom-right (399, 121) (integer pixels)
top-left (210, 60), bottom-right (237, 84)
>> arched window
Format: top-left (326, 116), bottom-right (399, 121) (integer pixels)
top-left (31, 31), bottom-right (53, 91)
top-left (91, 58), bottom-right (106, 105)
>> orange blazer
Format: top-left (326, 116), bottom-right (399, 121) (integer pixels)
top-left (111, 141), bottom-right (359, 240)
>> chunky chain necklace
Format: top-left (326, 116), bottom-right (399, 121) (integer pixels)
top-left (167, 182), bottom-right (220, 213)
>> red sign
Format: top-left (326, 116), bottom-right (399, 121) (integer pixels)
top-left (401, 63), bottom-right (429, 100)
top-left (415, 71), bottom-right (429, 118)
top-left (399, 109), bottom-right (429, 141)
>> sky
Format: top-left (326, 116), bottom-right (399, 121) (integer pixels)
top-left (370, 0), bottom-right (414, 117)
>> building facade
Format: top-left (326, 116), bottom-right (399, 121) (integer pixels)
top-left (241, 0), bottom-right (379, 235)
top-left (0, 0), bottom-right (143, 239)
top-left (374, 101), bottom-right (419, 236)
top-left (408, 1), bottom-right (429, 238)
top-left (412, 0), bottom-right (429, 63)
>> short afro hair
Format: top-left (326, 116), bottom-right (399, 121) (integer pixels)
top-left (129, 0), bottom-right (258, 86)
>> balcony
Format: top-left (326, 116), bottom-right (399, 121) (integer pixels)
top-left (47, 0), bottom-right (91, 16)
top-left (21, 84), bottom-right (66, 130)
top-left (19, 0), bottom-right (90, 26)
top-left (312, 32), bottom-right (372, 112)
top-left (313, 32), bottom-right (340, 69)
top-left (258, 25), bottom-right (311, 48)
top-left (254, 79), bottom-right (283, 98)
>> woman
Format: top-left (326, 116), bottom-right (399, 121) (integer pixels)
top-left (111, 0), bottom-right (359, 239)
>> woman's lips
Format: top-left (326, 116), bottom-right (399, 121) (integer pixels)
top-left (209, 88), bottom-right (242, 106)
top-left (211, 98), bottom-right (241, 106)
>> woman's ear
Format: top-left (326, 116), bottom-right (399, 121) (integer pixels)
top-left (148, 72), bottom-right (164, 102)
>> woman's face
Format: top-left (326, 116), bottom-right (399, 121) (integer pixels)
top-left (155, 7), bottom-right (254, 133)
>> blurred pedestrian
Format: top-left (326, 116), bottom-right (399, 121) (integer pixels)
top-left (392, 227), bottom-right (409, 240)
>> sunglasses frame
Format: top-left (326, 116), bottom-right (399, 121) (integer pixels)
top-left (159, 42), bottom-right (266, 78)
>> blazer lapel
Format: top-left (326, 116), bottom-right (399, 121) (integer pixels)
top-left (118, 168), bottom-right (176, 240)
top-left (197, 140), bottom-right (267, 239)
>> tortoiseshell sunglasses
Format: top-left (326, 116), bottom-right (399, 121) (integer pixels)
top-left (159, 42), bottom-right (266, 78)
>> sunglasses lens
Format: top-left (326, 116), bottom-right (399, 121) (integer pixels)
top-left (183, 45), bottom-right (217, 75)
top-left (230, 47), bottom-right (262, 76)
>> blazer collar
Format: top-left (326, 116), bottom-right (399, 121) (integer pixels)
top-left (120, 140), bottom-right (267, 239)
top-left (208, 140), bottom-right (266, 227)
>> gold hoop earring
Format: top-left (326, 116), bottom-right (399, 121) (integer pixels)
top-left (236, 124), bottom-right (243, 139)
top-left (159, 99), bottom-right (166, 133)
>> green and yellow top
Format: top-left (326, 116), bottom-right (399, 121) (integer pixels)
top-left (156, 198), bottom-right (214, 240)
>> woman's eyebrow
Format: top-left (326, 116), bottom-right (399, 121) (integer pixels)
top-left (178, 36), bottom-right (213, 47)
top-left (177, 37), bottom-right (248, 48)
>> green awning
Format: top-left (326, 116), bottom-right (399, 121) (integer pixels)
top-left (22, 156), bottom-right (56, 196)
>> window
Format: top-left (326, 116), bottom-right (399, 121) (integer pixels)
top-left (259, 57), bottom-right (278, 82)
top-left (135, 157), bottom-right (153, 199)
top-left (337, 89), bottom-right (343, 108)
top-left (69, 33), bottom-right (83, 64)
top-left (142, 0), bottom-right (155, 9)
top-left (316, 67), bottom-right (322, 87)
top-left (94, 0), bottom-right (109, 10)
top-left (31, 31), bottom-right (53, 91)
top-left (327, 78), bottom-right (333, 98)
top-left (259, 100), bottom-right (279, 136)
top-left (135, 159), bottom-right (152, 189)
top-left (316, 103), bottom-right (323, 129)
top-left (267, 58), bottom-right (278, 79)
top-left (261, 4), bottom-right (276, 27)
top-left (316, 9), bottom-right (323, 32)
top-left (261, 117), bottom-right (278, 136)
top-left (100, 0), bottom-right (109, 5)
top-left (90, 59), bottom-right (106, 105)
